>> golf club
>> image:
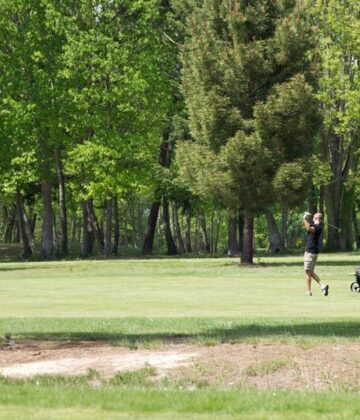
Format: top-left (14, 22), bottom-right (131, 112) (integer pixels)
top-left (326, 222), bottom-right (341, 232)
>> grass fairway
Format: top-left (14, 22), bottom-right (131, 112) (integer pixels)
top-left (0, 254), bottom-right (359, 340)
top-left (1, 385), bottom-right (360, 419)
top-left (1, 254), bottom-right (360, 418)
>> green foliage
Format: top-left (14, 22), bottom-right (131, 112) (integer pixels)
top-left (179, 0), bottom-right (320, 214)
top-left (313, 0), bottom-right (360, 141)
top-left (308, 155), bottom-right (332, 186)
top-left (0, 0), bottom-right (176, 201)
top-left (176, 141), bottom-right (233, 206)
top-left (0, 0), bottom-right (357, 257)
top-left (254, 74), bottom-right (319, 162)
top-left (221, 132), bottom-right (275, 210)
top-left (272, 160), bottom-right (309, 206)
top-left (310, 0), bottom-right (359, 248)
top-left (60, 0), bottom-right (175, 199)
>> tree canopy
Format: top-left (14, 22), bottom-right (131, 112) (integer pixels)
top-left (0, 0), bottom-right (359, 261)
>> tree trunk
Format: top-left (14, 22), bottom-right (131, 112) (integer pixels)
top-left (194, 213), bottom-right (200, 253)
top-left (142, 201), bottom-right (161, 255)
top-left (141, 123), bottom-right (173, 255)
top-left (104, 198), bottom-right (112, 257)
top-left (228, 209), bottom-right (240, 256)
top-left (129, 199), bottom-right (137, 248)
top-left (3, 205), bottom-right (15, 243)
top-left (55, 148), bottom-right (68, 257)
top-left (214, 210), bottom-right (221, 254)
top-left (172, 202), bottom-right (185, 253)
top-left (123, 213), bottom-right (128, 247)
top-left (241, 209), bottom-right (254, 264)
top-left (198, 209), bottom-right (210, 253)
top-left (184, 206), bottom-right (192, 253)
top-left (77, 216), bottom-right (81, 244)
top-left (81, 200), bottom-right (94, 257)
top-left (138, 205), bottom-right (144, 247)
top-left (162, 198), bottom-right (177, 255)
top-left (29, 213), bottom-right (37, 236)
top-left (353, 205), bottom-right (360, 249)
top-left (324, 183), bottom-right (341, 250)
top-left (339, 144), bottom-right (358, 250)
top-left (53, 215), bottom-right (58, 252)
top-left (264, 210), bottom-right (282, 253)
top-left (210, 207), bottom-right (215, 254)
top-left (71, 218), bottom-right (77, 243)
top-left (15, 190), bottom-right (32, 259)
top-left (13, 218), bottom-right (20, 243)
top-left (280, 204), bottom-right (288, 250)
top-left (339, 186), bottom-right (354, 251)
top-left (23, 206), bottom-right (36, 250)
top-left (322, 132), bottom-right (350, 250)
top-left (157, 206), bottom-right (163, 250)
top-left (41, 180), bottom-right (55, 259)
top-left (2, 205), bottom-right (8, 241)
top-left (86, 198), bottom-right (104, 252)
top-left (238, 210), bottom-right (244, 253)
top-left (112, 195), bottom-right (120, 255)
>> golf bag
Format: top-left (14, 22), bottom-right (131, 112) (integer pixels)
top-left (350, 266), bottom-right (360, 293)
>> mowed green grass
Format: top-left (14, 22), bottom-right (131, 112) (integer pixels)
top-left (1, 254), bottom-right (360, 419)
top-left (1, 386), bottom-right (360, 419)
top-left (0, 254), bottom-right (359, 340)
top-left (0, 254), bottom-right (359, 318)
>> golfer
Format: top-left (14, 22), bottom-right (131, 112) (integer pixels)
top-left (303, 212), bottom-right (329, 296)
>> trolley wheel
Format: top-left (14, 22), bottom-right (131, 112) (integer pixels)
top-left (350, 282), bottom-right (360, 293)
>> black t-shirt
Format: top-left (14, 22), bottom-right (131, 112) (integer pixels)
top-left (305, 223), bottom-right (322, 254)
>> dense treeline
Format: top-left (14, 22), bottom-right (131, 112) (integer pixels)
top-left (0, 0), bottom-right (359, 263)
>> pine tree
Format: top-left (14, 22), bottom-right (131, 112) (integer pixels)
top-left (179, 0), bottom-right (320, 263)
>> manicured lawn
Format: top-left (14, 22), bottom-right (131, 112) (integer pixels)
top-left (1, 254), bottom-right (360, 418)
top-left (0, 254), bottom-right (359, 341)
top-left (1, 382), bottom-right (360, 419)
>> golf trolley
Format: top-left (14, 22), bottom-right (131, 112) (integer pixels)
top-left (350, 266), bottom-right (360, 293)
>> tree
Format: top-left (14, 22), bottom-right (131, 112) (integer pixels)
top-left (313, 0), bottom-right (360, 250)
top-left (179, 0), bottom-right (319, 263)
top-left (0, 0), bottom-right (73, 258)
top-left (0, 0), bottom-right (179, 259)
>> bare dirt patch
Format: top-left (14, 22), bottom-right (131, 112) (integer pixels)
top-left (0, 340), bottom-right (197, 379)
top-left (169, 342), bottom-right (360, 391)
top-left (1, 340), bottom-right (359, 390)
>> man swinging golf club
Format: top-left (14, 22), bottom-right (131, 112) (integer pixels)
top-left (303, 212), bottom-right (329, 297)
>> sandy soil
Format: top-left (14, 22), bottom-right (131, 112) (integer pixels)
top-left (1, 339), bottom-right (359, 390)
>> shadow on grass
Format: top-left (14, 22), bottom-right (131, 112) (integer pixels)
top-left (269, 262), bottom-right (357, 268)
top-left (4, 321), bottom-right (360, 344)
top-left (238, 260), bottom-right (359, 268)
top-left (0, 266), bottom-right (58, 272)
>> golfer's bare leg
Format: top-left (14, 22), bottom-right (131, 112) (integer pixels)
top-left (305, 270), bottom-right (312, 292)
top-left (311, 271), bottom-right (328, 295)
top-left (311, 271), bottom-right (321, 285)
